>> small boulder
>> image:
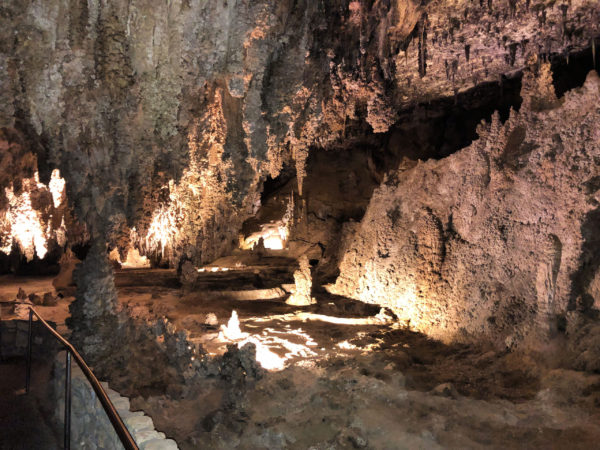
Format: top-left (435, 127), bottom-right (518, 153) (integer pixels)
top-left (338, 427), bottom-right (368, 448)
top-left (28, 293), bottom-right (44, 305)
top-left (204, 313), bottom-right (218, 327)
top-left (43, 292), bottom-right (58, 306)
top-left (431, 382), bottom-right (459, 399)
top-left (179, 260), bottom-right (198, 287)
top-left (17, 288), bottom-right (27, 300)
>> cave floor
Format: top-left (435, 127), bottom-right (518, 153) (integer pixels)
top-left (3, 268), bottom-right (600, 449)
top-left (114, 267), bottom-right (600, 449)
top-left (0, 274), bottom-right (73, 334)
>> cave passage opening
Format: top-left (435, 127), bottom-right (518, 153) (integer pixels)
top-left (236, 44), bottom-right (599, 281)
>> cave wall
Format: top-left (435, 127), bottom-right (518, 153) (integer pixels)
top-left (1, 0), bottom-right (599, 267)
top-left (331, 68), bottom-right (600, 349)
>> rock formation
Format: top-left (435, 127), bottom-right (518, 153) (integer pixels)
top-left (53, 248), bottom-right (81, 291)
top-left (286, 255), bottom-right (316, 306)
top-left (331, 67), bottom-right (600, 349)
top-left (2, 0), bottom-right (599, 267)
top-left (1, 0), bottom-right (599, 362)
top-left (67, 240), bottom-right (124, 362)
top-left (3, 4), bottom-right (600, 448)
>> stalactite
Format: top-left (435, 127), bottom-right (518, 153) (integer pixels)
top-left (560, 4), bottom-right (568, 22)
top-left (293, 144), bottom-right (308, 197)
top-left (520, 39), bottom-right (528, 57)
top-left (508, 43), bottom-right (518, 66)
top-left (509, 0), bottom-right (517, 17)
top-left (417, 14), bottom-right (428, 78)
top-left (539, 10), bottom-right (546, 27)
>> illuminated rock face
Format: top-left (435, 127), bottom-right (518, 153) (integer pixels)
top-left (1, 0), bottom-right (599, 267)
top-left (0, 169), bottom-right (67, 261)
top-left (0, 129), bottom-right (78, 264)
top-left (332, 69), bottom-right (600, 349)
top-left (286, 255), bottom-right (315, 306)
top-left (2, 0), bottom-right (600, 360)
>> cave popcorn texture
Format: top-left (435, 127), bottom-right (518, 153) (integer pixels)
top-left (332, 69), bottom-right (600, 348)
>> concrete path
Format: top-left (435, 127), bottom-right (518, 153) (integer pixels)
top-left (0, 358), bottom-right (59, 450)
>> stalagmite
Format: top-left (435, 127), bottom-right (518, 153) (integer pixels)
top-left (286, 255), bottom-right (316, 306)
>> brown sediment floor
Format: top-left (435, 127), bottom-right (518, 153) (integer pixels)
top-left (3, 269), bottom-right (600, 449)
top-left (114, 267), bottom-right (600, 449)
top-left (0, 275), bottom-right (73, 334)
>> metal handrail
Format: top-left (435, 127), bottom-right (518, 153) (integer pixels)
top-left (12, 304), bottom-right (139, 450)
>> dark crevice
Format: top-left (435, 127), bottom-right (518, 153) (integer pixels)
top-left (369, 43), bottom-right (598, 174)
top-left (385, 73), bottom-right (523, 162)
top-left (551, 44), bottom-right (599, 98)
top-left (0, 246), bottom-right (61, 276)
top-left (260, 164), bottom-right (296, 204)
top-left (247, 45), bottom-right (599, 258)
top-left (570, 208), bottom-right (600, 312)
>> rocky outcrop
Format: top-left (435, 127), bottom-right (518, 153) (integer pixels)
top-left (331, 67), bottom-right (600, 349)
top-left (1, 0), bottom-right (599, 268)
top-left (286, 255), bottom-right (316, 306)
top-left (67, 241), bottom-right (124, 362)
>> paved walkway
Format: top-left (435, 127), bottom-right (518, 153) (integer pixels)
top-left (0, 358), bottom-right (59, 450)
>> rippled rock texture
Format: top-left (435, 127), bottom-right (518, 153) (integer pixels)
top-left (331, 66), bottom-right (600, 349)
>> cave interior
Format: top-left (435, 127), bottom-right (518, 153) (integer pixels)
top-left (1, 1), bottom-right (600, 449)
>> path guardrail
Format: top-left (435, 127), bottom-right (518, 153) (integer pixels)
top-left (0, 301), bottom-right (138, 450)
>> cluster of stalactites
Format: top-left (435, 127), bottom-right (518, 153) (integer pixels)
top-left (0, 169), bottom-right (67, 261)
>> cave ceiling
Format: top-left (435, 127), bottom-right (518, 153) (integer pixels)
top-left (0, 0), bottom-right (598, 263)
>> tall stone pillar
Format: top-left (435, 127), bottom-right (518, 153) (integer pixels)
top-left (67, 240), bottom-right (122, 365)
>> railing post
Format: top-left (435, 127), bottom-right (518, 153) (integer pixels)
top-left (64, 350), bottom-right (72, 450)
top-left (26, 308), bottom-right (33, 393)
